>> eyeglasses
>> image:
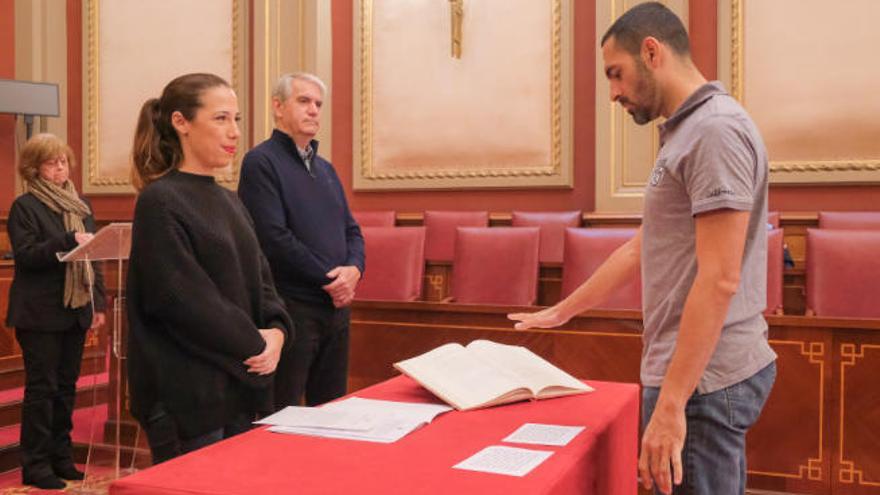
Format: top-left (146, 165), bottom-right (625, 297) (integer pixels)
top-left (40, 156), bottom-right (69, 168)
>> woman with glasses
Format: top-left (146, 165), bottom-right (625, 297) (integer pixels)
top-left (6, 133), bottom-right (106, 489)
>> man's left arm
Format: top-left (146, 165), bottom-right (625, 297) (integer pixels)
top-left (322, 167), bottom-right (365, 307)
top-left (639, 208), bottom-right (750, 494)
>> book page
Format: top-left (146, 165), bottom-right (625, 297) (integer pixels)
top-left (466, 340), bottom-right (591, 397)
top-left (394, 343), bottom-right (527, 410)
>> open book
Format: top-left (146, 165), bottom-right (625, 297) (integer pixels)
top-left (394, 340), bottom-right (593, 411)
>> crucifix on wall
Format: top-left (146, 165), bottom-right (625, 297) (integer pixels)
top-left (449, 0), bottom-right (463, 58)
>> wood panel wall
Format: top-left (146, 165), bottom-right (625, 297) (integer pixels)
top-left (0, 262), bottom-right (107, 390)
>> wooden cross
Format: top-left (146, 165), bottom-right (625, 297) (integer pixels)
top-left (449, 0), bottom-right (463, 59)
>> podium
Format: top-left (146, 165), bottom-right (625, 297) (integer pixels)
top-left (59, 223), bottom-right (134, 492)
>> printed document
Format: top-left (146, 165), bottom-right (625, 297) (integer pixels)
top-left (453, 446), bottom-right (553, 477)
top-left (502, 423), bottom-right (585, 446)
top-left (255, 406), bottom-right (376, 431)
top-left (269, 397), bottom-right (452, 443)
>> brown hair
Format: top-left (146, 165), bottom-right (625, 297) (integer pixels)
top-left (600, 2), bottom-right (690, 57)
top-left (18, 133), bottom-right (76, 182)
top-left (130, 73), bottom-right (230, 190)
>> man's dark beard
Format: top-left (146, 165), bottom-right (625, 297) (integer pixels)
top-left (627, 58), bottom-right (657, 126)
top-left (630, 107), bottom-right (652, 125)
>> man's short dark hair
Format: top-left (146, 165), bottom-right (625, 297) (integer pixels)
top-left (600, 2), bottom-right (690, 56)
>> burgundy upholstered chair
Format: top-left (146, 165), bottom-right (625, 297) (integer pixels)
top-left (511, 210), bottom-right (582, 264)
top-left (561, 228), bottom-right (641, 311)
top-left (355, 227), bottom-right (426, 301)
top-left (423, 211), bottom-right (489, 262)
top-left (765, 228), bottom-right (784, 316)
top-left (352, 210), bottom-right (396, 227)
top-left (767, 211), bottom-right (780, 229)
top-left (817, 211), bottom-right (880, 230)
top-left (449, 227), bottom-right (540, 306)
top-left (806, 228), bottom-right (880, 317)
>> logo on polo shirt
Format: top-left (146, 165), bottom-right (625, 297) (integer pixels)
top-left (649, 163), bottom-right (666, 186)
top-left (707, 187), bottom-right (736, 198)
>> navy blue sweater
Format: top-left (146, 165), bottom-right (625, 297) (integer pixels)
top-left (239, 130), bottom-right (364, 306)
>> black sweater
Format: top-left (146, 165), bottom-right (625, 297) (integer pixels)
top-left (238, 131), bottom-right (364, 305)
top-left (126, 170), bottom-right (292, 437)
top-left (6, 193), bottom-right (105, 331)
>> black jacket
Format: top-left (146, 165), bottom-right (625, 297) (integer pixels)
top-left (6, 193), bottom-right (105, 331)
top-left (126, 170), bottom-right (293, 438)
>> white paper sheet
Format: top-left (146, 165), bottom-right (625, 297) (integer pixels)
top-left (502, 423), bottom-right (585, 446)
top-left (255, 406), bottom-right (376, 431)
top-left (268, 397), bottom-right (453, 443)
top-left (453, 446), bottom-right (553, 477)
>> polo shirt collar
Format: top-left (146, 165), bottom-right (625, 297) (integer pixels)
top-left (658, 81), bottom-right (728, 140)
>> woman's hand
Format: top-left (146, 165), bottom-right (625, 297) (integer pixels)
top-left (243, 328), bottom-right (285, 375)
top-left (74, 232), bottom-right (94, 245)
top-left (90, 312), bottom-right (106, 330)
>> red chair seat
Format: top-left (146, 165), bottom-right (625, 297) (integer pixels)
top-left (818, 211), bottom-right (880, 230)
top-left (511, 211), bottom-right (581, 263)
top-left (353, 210), bottom-right (396, 227)
top-left (765, 228), bottom-right (784, 315)
top-left (806, 229), bottom-right (880, 317)
top-left (450, 227), bottom-right (540, 306)
top-left (356, 227), bottom-right (426, 301)
top-left (561, 228), bottom-right (641, 311)
top-left (423, 211), bottom-right (489, 262)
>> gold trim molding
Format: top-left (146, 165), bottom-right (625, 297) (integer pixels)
top-left (353, 0), bottom-right (573, 190)
top-left (722, 0), bottom-right (880, 184)
top-left (839, 343), bottom-right (880, 486)
top-left (83, 0), bottom-right (248, 193)
top-left (748, 340), bottom-right (824, 481)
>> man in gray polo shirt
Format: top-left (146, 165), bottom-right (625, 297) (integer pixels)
top-left (509, 3), bottom-right (776, 494)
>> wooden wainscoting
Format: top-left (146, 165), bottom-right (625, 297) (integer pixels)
top-left (349, 300), bottom-right (880, 495)
top-left (0, 261), bottom-right (108, 389)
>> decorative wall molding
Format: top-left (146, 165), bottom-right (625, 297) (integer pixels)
top-left (82, 0), bottom-right (248, 193)
top-left (251, 0), bottom-right (333, 158)
top-left (718, 0), bottom-right (880, 185)
top-left (353, 0), bottom-right (573, 190)
top-left (13, 0), bottom-right (69, 196)
top-left (839, 343), bottom-right (880, 486)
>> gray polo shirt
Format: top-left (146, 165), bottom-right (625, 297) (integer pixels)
top-left (640, 81), bottom-right (777, 394)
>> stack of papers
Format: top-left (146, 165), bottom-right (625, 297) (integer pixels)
top-left (259, 397), bottom-right (453, 443)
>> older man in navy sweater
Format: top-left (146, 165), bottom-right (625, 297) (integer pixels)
top-left (239, 73), bottom-right (364, 409)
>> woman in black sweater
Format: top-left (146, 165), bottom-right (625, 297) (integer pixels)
top-left (6, 133), bottom-right (106, 489)
top-left (127, 73), bottom-right (292, 464)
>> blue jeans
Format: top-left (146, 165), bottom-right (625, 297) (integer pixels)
top-left (641, 362), bottom-right (776, 495)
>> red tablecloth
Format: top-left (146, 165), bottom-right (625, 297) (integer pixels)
top-left (110, 376), bottom-right (638, 495)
